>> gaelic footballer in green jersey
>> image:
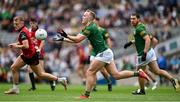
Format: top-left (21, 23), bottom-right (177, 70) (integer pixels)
top-left (123, 28), bottom-right (159, 90)
top-left (89, 17), bottom-right (113, 92)
top-left (129, 13), bottom-right (180, 95)
top-left (56, 10), bottom-right (150, 99)
top-left (80, 22), bottom-right (109, 56)
top-left (90, 26), bottom-right (110, 57)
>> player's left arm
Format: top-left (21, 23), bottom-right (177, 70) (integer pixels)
top-left (152, 37), bottom-right (158, 48)
top-left (38, 40), bottom-right (45, 51)
top-left (104, 32), bottom-right (112, 48)
top-left (106, 38), bottom-right (112, 48)
top-left (143, 35), bottom-right (150, 53)
top-left (139, 28), bottom-right (150, 53)
top-left (140, 29), bottom-right (150, 61)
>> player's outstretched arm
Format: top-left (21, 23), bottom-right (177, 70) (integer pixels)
top-left (57, 28), bottom-right (86, 43)
top-left (53, 34), bottom-right (82, 43)
top-left (64, 38), bottom-right (77, 43)
top-left (53, 34), bottom-right (65, 41)
top-left (66, 34), bottom-right (86, 43)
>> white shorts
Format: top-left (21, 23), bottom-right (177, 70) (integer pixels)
top-left (136, 48), bottom-right (157, 66)
top-left (91, 48), bottom-right (114, 64)
top-left (90, 55), bottom-right (95, 62)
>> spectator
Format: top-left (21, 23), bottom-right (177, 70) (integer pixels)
top-left (157, 52), bottom-right (168, 86)
top-left (170, 55), bottom-right (180, 74)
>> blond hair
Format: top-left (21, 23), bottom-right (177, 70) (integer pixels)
top-left (13, 16), bottom-right (25, 22)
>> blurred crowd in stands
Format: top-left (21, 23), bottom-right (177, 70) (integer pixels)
top-left (0, 0), bottom-right (180, 85)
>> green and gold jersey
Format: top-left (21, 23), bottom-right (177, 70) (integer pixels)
top-left (133, 23), bottom-right (149, 56)
top-left (90, 27), bottom-right (109, 56)
top-left (80, 22), bottom-right (108, 55)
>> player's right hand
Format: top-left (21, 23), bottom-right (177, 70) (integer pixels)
top-left (124, 41), bottom-right (133, 49)
top-left (53, 34), bottom-right (64, 41)
top-left (36, 50), bottom-right (41, 59)
top-left (8, 43), bottom-right (17, 48)
top-left (57, 28), bottom-right (68, 38)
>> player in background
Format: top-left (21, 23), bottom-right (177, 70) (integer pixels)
top-left (124, 33), bottom-right (158, 90)
top-left (89, 17), bottom-right (112, 91)
top-left (28, 18), bottom-right (56, 91)
top-left (4, 16), bottom-right (67, 94)
top-left (125, 13), bottom-right (180, 95)
top-left (53, 10), bottom-right (149, 99)
top-left (76, 44), bottom-right (87, 85)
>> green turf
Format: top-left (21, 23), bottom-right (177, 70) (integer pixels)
top-left (0, 83), bottom-right (180, 102)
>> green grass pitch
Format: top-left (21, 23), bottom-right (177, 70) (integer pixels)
top-left (0, 83), bottom-right (180, 102)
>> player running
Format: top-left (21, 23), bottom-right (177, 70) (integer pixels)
top-left (89, 17), bottom-right (113, 91)
top-left (76, 44), bottom-right (88, 85)
top-left (28, 18), bottom-right (56, 91)
top-left (124, 32), bottom-right (158, 90)
top-left (53, 10), bottom-right (149, 99)
top-left (4, 16), bottom-right (67, 94)
top-left (125, 13), bottom-right (180, 95)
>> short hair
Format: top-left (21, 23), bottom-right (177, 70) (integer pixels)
top-left (95, 17), bottom-right (100, 21)
top-left (29, 17), bottom-right (38, 22)
top-left (131, 13), bottom-right (141, 19)
top-left (14, 16), bottom-right (25, 22)
top-left (85, 9), bottom-right (96, 20)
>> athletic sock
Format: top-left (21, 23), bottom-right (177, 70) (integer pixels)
top-left (84, 91), bottom-right (90, 97)
top-left (57, 77), bottom-right (66, 82)
top-left (49, 81), bottom-right (53, 86)
top-left (13, 84), bottom-right (19, 89)
top-left (53, 81), bottom-right (56, 86)
top-left (170, 78), bottom-right (177, 86)
top-left (140, 89), bottom-right (145, 93)
top-left (107, 77), bottom-right (112, 84)
top-left (152, 80), bottom-right (156, 83)
top-left (133, 71), bottom-right (139, 77)
top-left (29, 72), bottom-right (36, 89)
top-left (49, 80), bottom-right (56, 86)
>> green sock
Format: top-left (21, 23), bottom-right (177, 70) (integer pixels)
top-left (170, 78), bottom-right (175, 84)
top-left (107, 78), bottom-right (112, 84)
top-left (133, 71), bottom-right (139, 77)
top-left (84, 91), bottom-right (90, 97)
top-left (140, 89), bottom-right (145, 93)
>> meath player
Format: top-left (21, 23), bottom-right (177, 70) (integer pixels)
top-left (127, 13), bottom-right (180, 95)
top-left (124, 31), bottom-right (158, 90)
top-left (54, 10), bottom-right (149, 99)
top-left (89, 17), bottom-right (113, 91)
